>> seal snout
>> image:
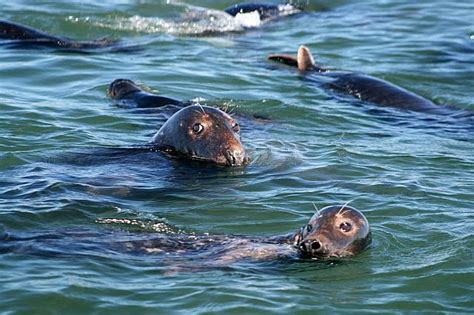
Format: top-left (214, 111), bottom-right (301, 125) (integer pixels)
top-left (299, 239), bottom-right (326, 257)
top-left (224, 148), bottom-right (249, 166)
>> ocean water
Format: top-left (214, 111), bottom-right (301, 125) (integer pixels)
top-left (1, 0), bottom-right (473, 313)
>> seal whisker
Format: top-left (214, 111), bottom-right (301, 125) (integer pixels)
top-left (197, 103), bottom-right (206, 114)
top-left (337, 199), bottom-right (354, 215)
top-left (312, 202), bottom-right (320, 215)
top-left (227, 107), bottom-right (235, 116)
top-left (340, 209), bottom-right (352, 217)
top-left (222, 104), bottom-right (230, 113)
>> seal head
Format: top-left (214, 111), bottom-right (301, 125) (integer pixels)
top-left (151, 105), bottom-right (249, 166)
top-left (294, 205), bottom-right (371, 258)
top-left (107, 78), bottom-right (142, 99)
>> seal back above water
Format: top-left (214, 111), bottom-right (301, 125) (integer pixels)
top-left (108, 79), bottom-right (185, 108)
top-left (0, 19), bottom-right (121, 50)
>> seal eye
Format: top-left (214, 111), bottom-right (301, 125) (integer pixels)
top-left (233, 123), bottom-right (240, 133)
top-left (192, 123), bottom-right (204, 134)
top-left (339, 222), bottom-right (352, 233)
top-left (306, 224), bottom-right (313, 233)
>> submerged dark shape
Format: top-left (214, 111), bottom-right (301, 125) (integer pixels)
top-left (0, 19), bottom-right (133, 51)
top-left (0, 205), bottom-right (371, 270)
top-left (269, 45), bottom-right (472, 116)
top-left (108, 79), bottom-right (185, 108)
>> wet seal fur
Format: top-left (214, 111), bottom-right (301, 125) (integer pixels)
top-left (107, 79), bottom-right (249, 166)
top-left (149, 105), bottom-right (248, 166)
top-left (1, 205), bottom-right (371, 270)
top-left (292, 205), bottom-right (371, 258)
top-left (269, 45), bottom-right (446, 113)
top-left (111, 204), bottom-right (372, 262)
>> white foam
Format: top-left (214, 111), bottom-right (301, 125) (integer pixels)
top-left (234, 11), bottom-right (262, 29)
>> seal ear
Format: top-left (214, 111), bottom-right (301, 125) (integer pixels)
top-left (297, 45), bottom-right (315, 71)
top-left (267, 54), bottom-right (298, 67)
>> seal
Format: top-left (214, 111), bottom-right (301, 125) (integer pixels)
top-left (208, 204), bottom-right (372, 263)
top-left (291, 205), bottom-right (371, 258)
top-left (108, 78), bottom-right (273, 122)
top-left (0, 19), bottom-right (122, 50)
top-left (149, 104), bottom-right (249, 166)
top-left (269, 45), bottom-right (442, 112)
top-left (1, 204), bottom-right (371, 270)
top-left (108, 79), bottom-right (185, 108)
top-left (107, 79), bottom-right (249, 166)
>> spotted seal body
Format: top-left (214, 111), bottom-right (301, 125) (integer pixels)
top-left (269, 45), bottom-right (442, 113)
top-left (0, 19), bottom-right (120, 50)
top-left (1, 205), bottom-right (371, 270)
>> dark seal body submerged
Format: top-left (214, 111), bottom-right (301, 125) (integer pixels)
top-left (0, 19), bottom-right (121, 50)
top-left (108, 79), bottom-right (185, 108)
top-left (269, 45), bottom-right (471, 115)
top-left (1, 205), bottom-right (371, 270)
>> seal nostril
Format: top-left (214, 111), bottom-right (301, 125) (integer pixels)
top-left (311, 241), bottom-right (321, 251)
top-left (225, 150), bottom-right (236, 165)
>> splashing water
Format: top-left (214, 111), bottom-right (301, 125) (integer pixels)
top-left (66, 3), bottom-right (300, 35)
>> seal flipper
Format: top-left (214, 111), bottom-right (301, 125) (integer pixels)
top-left (297, 45), bottom-right (317, 71)
top-left (268, 45), bottom-right (325, 72)
top-left (267, 54), bottom-right (298, 67)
